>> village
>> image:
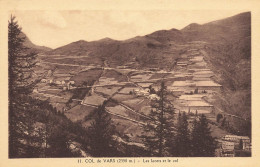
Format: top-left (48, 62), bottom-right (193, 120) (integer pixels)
top-left (31, 44), bottom-right (251, 157)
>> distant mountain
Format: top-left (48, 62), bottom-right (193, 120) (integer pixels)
top-left (95, 37), bottom-right (117, 43)
top-left (181, 12), bottom-right (250, 43)
top-left (49, 12), bottom-right (250, 55)
top-left (43, 11), bottom-right (251, 137)
top-left (21, 32), bottom-right (52, 53)
top-left (47, 32), bottom-right (173, 67)
top-left (46, 12), bottom-right (250, 70)
top-left (193, 12), bottom-right (251, 128)
top-left (144, 28), bottom-right (185, 43)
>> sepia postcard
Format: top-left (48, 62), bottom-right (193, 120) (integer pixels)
top-left (0, 0), bottom-right (260, 167)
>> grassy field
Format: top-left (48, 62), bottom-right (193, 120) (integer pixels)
top-left (70, 68), bottom-right (103, 86)
top-left (57, 91), bottom-right (74, 99)
top-left (44, 56), bottom-right (103, 66)
top-left (111, 117), bottom-right (143, 143)
top-left (139, 106), bottom-right (152, 116)
top-left (122, 98), bottom-right (150, 111)
top-left (39, 89), bottom-right (62, 95)
top-left (64, 105), bottom-right (96, 122)
top-left (95, 86), bottom-right (122, 96)
top-left (209, 124), bottom-right (230, 138)
top-left (70, 88), bottom-right (91, 100)
top-left (83, 93), bottom-right (106, 106)
top-left (118, 87), bottom-right (137, 94)
top-left (106, 105), bottom-right (129, 117)
top-left (149, 73), bottom-right (170, 80)
top-left (102, 69), bottom-right (128, 82)
top-left (112, 94), bottom-right (136, 102)
top-left (49, 96), bottom-right (68, 103)
top-left (122, 98), bottom-right (144, 107)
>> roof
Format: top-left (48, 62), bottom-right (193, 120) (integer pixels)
top-left (223, 135), bottom-right (250, 140)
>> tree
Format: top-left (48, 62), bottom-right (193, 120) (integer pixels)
top-left (216, 114), bottom-right (223, 123)
top-left (171, 112), bottom-right (191, 156)
top-left (239, 139), bottom-right (243, 150)
top-left (190, 114), bottom-right (216, 157)
top-left (8, 15), bottom-right (37, 97)
top-left (8, 16), bottom-right (84, 158)
top-left (141, 82), bottom-right (175, 157)
top-left (194, 88), bottom-right (199, 94)
top-left (149, 85), bottom-right (156, 94)
top-left (221, 117), bottom-right (227, 127)
top-left (8, 15), bottom-right (38, 158)
top-left (46, 125), bottom-right (74, 157)
top-left (88, 102), bottom-right (118, 157)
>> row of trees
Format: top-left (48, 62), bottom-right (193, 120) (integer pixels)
top-left (8, 15), bottom-right (84, 158)
top-left (141, 82), bottom-right (216, 157)
top-left (87, 82), bottom-right (216, 157)
top-left (9, 14), bottom-right (38, 157)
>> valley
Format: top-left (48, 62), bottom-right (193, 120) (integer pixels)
top-left (27, 12), bottom-right (251, 157)
top-left (32, 41), bottom-right (236, 151)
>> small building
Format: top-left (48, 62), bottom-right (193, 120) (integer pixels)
top-left (41, 79), bottom-right (47, 83)
top-left (69, 80), bottom-right (75, 85)
top-left (55, 80), bottom-right (62, 85)
top-left (33, 88), bottom-right (38, 93)
top-left (221, 150), bottom-right (235, 157)
top-left (177, 62), bottom-right (188, 66)
top-left (149, 94), bottom-right (160, 100)
top-left (222, 141), bottom-right (235, 151)
top-left (133, 88), bottom-right (149, 96)
top-left (222, 135), bottom-right (250, 143)
top-left (242, 141), bottom-right (251, 151)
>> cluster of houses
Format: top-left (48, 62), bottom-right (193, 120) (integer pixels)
top-left (217, 135), bottom-right (251, 157)
top-left (41, 78), bottom-right (75, 90)
top-left (133, 88), bottom-right (159, 100)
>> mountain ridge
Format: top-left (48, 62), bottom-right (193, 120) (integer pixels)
top-left (20, 32), bottom-right (53, 53)
top-left (48, 12), bottom-right (250, 55)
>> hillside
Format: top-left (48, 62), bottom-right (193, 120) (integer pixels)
top-left (47, 12), bottom-right (250, 64)
top-left (181, 12), bottom-right (250, 43)
top-left (21, 32), bottom-right (52, 53)
top-left (47, 33), bottom-right (180, 69)
top-left (44, 12), bottom-right (251, 130)
top-left (191, 12), bottom-right (251, 136)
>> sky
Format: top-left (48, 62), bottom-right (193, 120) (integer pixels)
top-left (12, 10), bottom-right (247, 49)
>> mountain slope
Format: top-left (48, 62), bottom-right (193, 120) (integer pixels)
top-left (21, 32), bottom-right (52, 53)
top-left (181, 12), bottom-right (250, 43)
top-left (47, 33), bottom-right (181, 68)
top-left (43, 11), bottom-right (251, 136)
